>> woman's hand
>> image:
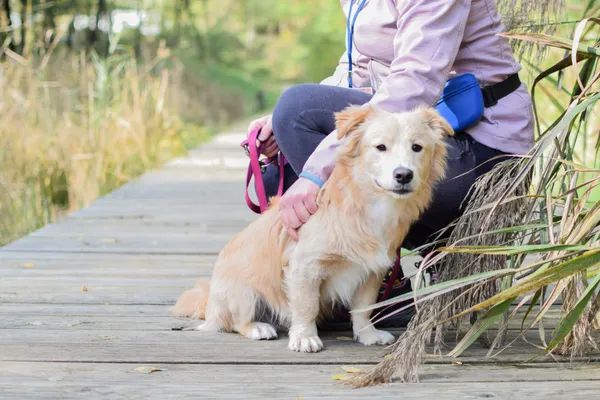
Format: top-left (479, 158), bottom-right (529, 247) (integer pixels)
top-left (280, 177), bottom-right (320, 241)
top-left (247, 115), bottom-right (279, 158)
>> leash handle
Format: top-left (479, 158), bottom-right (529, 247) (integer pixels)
top-left (241, 128), bottom-right (286, 214)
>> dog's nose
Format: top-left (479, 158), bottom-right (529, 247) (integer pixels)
top-left (394, 167), bottom-right (413, 184)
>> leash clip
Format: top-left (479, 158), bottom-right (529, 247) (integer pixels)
top-left (242, 142), bottom-right (251, 158)
top-left (259, 160), bottom-right (268, 174)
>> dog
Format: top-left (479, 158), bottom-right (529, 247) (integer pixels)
top-left (171, 104), bottom-right (454, 353)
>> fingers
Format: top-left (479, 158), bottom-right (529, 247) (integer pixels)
top-left (257, 117), bottom-right (273, 142)
top-left (280, 204), bottom-right (299, 242)
top-left (247, 115), bottom-right (271, 137)
top-left (293, 201), bottom-right (311, 224)
top-left (279, 178), bottom-right (321, 242)
top-left (286, 226), bottom-right (299, 241)
top-left (303, 193), bottom-right (318, 215)
top-left (262, 137), bottom-right (279, 158)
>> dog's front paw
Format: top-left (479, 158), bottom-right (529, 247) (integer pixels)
top-left (288, 335), bottom-right (324, 353)
top-left (244, 322), bottom-right (278, 340)
top-left (355, 328), bottom-right (395, 346)
top-left (288, 326), bottom-right (323, 353)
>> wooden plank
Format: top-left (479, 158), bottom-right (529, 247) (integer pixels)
top-left (0, 303), bottom-right (171, 316)
top-left (1, 328), bottom-right (597, 364)
top-left (0, 252), bottom-right (216, 277)
top-left (0, 315), bottom-right (188, 331)
top-left (0, 311), bottom-right (562, 332)
top-left (102, 177), bottom-right (247, 201)
top-left (1, 235), bottom-right (232, 254)
top-left (0, 288), bottom-right (182, 305)
top-left (0, 252), bottom-right (217, 264)
top-left (0, 363), bottom-right (599, 400)
top-left (29, 218), bottom-right (245, 237)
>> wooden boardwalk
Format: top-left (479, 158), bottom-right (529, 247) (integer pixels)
top-left (1, 128), bottom-right (599, 399)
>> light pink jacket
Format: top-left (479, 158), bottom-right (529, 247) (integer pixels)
top-left (302, 0), bottom-right (534, 184)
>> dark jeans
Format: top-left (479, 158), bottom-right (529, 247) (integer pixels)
top-left (263, 83), bottom-right (509, 250)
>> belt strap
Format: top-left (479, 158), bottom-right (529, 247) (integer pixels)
top-left (481, 73), bottom-right (521, 107)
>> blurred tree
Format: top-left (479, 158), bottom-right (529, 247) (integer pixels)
top-left (0, 0), bottom-right (15, 54)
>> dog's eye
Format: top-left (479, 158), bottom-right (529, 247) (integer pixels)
top-left (412, 144), bottom-right (423, 153)
top-left (376, 144), bottom-right (387, 152)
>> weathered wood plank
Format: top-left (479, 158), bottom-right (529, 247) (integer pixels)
top-left (1, 328), bottom-right (597, 364)
top-left (0, 289), bottom-right (181, 305)
top-left (0, 362), bottom-right (598, 400)
top-left (0, 363), bottom-right (598, 400)
top-left (1, 235), bottom-right (232, 254)
top-left (0, 251), bottom-right (217, 264)
top-left (0, 303), bottom-right (169, 316)
top-left (0, 312), bottom-right (561, 332)
top-left (29, 218), bottom-right (245, 237)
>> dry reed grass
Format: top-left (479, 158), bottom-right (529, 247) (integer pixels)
top-left (0, 43), bottom-right (236, 245)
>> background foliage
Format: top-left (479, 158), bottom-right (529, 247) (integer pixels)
top-left (0, 0), bottom-right (345, 245)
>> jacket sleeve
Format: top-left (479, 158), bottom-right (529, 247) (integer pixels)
top-left (302, 0), bottom-right (471, 185)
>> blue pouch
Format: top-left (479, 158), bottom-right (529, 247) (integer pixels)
top-left (434, 73), bottom-right (484, 133)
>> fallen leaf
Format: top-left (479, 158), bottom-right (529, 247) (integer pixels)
top-left (384, 354), bottom-right (392, 360)
top-left (134, 366), bottom-right (169, 374)
top-left (102, 238), bottom-right (118, 243)
top-left (341, 366), bottom-right (362, 373)
top-left (332, 374), bottom-right (350, 381)
top-left (452, 361), bottom-right (463, 366)
top-left (82, 286), bottom-right (88, 292)
top-left (336, 336), bottom-right (353, 341)
top-left (23, 263), bottom-right (35, 268)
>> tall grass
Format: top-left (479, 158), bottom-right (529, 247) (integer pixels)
top-left (0, 43), bottom-right (220, 246)
top-left (351, 4), bottom-right (600, 387)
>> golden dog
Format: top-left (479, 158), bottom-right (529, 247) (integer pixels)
top-left (172, 105), bottom-right (453, 352)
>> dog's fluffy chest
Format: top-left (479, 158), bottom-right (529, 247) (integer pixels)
top-left (343, 198), bottom-right (399, 266)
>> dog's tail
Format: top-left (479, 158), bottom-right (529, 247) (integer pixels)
top-left (171, 279), bottom-right (210, 319)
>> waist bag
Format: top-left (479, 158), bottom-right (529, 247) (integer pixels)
top-left (434, 73), bottom-right (521, 133)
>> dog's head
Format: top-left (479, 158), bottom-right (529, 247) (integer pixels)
top-left (334, 104), bottom-right (454, 199)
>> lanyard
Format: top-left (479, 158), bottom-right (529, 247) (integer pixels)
top-left (347, 0), bottom-right (368, 88)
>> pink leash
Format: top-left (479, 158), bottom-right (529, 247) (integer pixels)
top-left (241, 128), bottom-right (286, 214)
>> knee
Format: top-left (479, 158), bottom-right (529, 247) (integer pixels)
top-left (272, 83), bottom-right (320, 140)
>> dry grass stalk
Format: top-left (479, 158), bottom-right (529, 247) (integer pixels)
top-left (496, 0), bottom-right (565, 62)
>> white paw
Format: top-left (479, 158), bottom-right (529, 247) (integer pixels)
top-left (245, 323), bottom-right (278, 340)
top-left (288, 329), bottom-right (324, 353)
top-left (355, 328), bottom-right (395, 346)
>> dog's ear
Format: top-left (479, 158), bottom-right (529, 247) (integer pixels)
top-left (418, 108), bottom-right (453, 183)
top-left (419, 108), bottom-right (454, 138)
top-left (334, 104), bottom-right (374, 140)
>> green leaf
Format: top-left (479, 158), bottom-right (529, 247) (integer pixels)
top-left (436, 244), bottom-right (594, 255)
top-left (446, 297), bottom-right (515, 358)
top-left (546, 272), bottom-right (600, 352)
top-left (352, 268), bottom-right (515, 313)
top-left (451, 250), bottom-right (600, 320)
top-left (521, 289), bottom-right (543, 332)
